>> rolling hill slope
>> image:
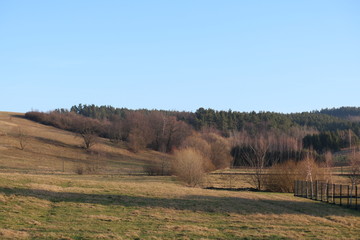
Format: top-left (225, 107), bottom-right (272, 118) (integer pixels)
top-left (0, 112), bottom-right (170, 174)
top-left (0, 112), bottom-right (359, 239)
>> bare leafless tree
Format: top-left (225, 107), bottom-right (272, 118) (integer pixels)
top-left (80, 129), bottom-right (98, 149)
top-left (233, 132), bottom-right (273, 190)
top-left (15, 127), bottom-right (28, 150)
top-left (149, 113), bottom-right (192, 153)
top-left (69, 115), bottom-right (100, 150)
top-left (347, 152), bottom-right (360, 205)
top-left (247, 135), bottom-right (272, 190)
top-left (348, 153), bottom-right (360, 187)
top-left (125, 111), bottom-right (157, 152)
top-left (323, 151), bottom-right (334, 184)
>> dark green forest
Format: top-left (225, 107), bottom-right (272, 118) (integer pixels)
top-left (53, 104), bottom-right (360, 133)
top-left (25, 105), bottom-right (360, 167)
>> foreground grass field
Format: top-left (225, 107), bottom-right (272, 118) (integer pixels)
top-left (1, 173), bottom-right (359, 240)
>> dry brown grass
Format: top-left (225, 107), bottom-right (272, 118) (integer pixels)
top-left (0, 229), bottom-right (29, 239)
top-left (0, 172), bottom-right (359, 239)
top-left (0, 112), bottom-right (171, 174)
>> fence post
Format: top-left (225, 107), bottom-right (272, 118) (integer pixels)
top-left (348, 185), bottom-right (350, 208)
top-left (356, 186), bottom-right (358, 210)
top-left (296, 180), bottom-right (300, 196)
top-left (340, 185), bottom-right (342, 206)
top-left (298, 180), bottom-right (300, 196)
top-left (320, 183), bottom-right (323, 202)
top-left (297, 180), bottom-right (300, 196)
top-left (327, 183), bottom-right (329, 203)
top-left (311, 181), bottom-right (314, 199)
top-left (301, 181), bottom-right (304, 197)
top-left (294, 181), bottom-right (359, 211)
top-left (306, 181), bottom-right (309, 198)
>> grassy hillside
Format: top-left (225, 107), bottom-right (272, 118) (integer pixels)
top-left (0, 112), bottom-right (170, 174)
top-left (1, 111), bottom-right (359, 239)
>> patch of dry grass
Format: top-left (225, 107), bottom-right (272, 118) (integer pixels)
top-left (0, 173), bottom-right (359, 239)
top-left (0, 229), bottom-right (29, 239)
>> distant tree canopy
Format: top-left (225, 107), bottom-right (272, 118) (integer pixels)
top-left (25, 104), bottom-right (360, 167)
top-left (319, 107), bottom-right (360, 119)
top-left (64, 104), bottom-right (360, 135)
top-left (302, 130), bottom-right (359, 154)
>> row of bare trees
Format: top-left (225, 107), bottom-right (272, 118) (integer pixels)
top-left (230, 129), bottom-right (313, 190)
top-left (25, 111), bottom-right (192, 152)
top-left (124, 111), bottom-right (192, 153)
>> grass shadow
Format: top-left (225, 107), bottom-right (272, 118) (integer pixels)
top-left (0, 187), bottom-right (358, 217)
top-left (10, 114), bottom-right (25, 119)
top-left (33, 136), bottom-right (79, 150)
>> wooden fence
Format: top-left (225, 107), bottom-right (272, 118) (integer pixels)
top-left (294, 180), bottom-right (359, 210)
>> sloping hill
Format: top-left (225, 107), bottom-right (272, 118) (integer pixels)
top-left (0, 112), bottom-right (170, 174)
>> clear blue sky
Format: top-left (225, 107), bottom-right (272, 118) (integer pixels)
top-left (1, 1), bottom-right (359, 113)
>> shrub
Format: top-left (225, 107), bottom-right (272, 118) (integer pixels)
top-left (264, 160), bottom-right (299, 192)
top-left (201, 133), bottom-right (232, 169)
top-left (181, 135), bottom-right (215, 171)
top-left (296, 157), bottom-right (329, 182)
top-left (74, 165), bottom-right (84, 175)
top-left (264, 157), bottom-right (329, 193)
top-left (172, 148), bottom-right (205, 187)
top-left (143, 158), bottom-right (171, 176)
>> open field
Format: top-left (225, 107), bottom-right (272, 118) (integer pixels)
top-left (1, 173), bottom-right (360, 240)
top-left (0, 112), bottom-right (360, 239)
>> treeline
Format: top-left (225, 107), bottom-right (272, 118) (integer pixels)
top-left (303, 130), bottom-right (359, 153)
top-left (25, 110), bottom-right (192, 153)
top-left (25, 104), bottom-right (360, 168)
top-left (25, 110), bottom-right (233, 170)
top-left (66, 104), bottom-right (360, 150)
top-left (67, 104), bottom-right (297, 133)
top-left (320, 107), bottom-right (360, 119)
top-left (65, 104), bottom-right (360, 135)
